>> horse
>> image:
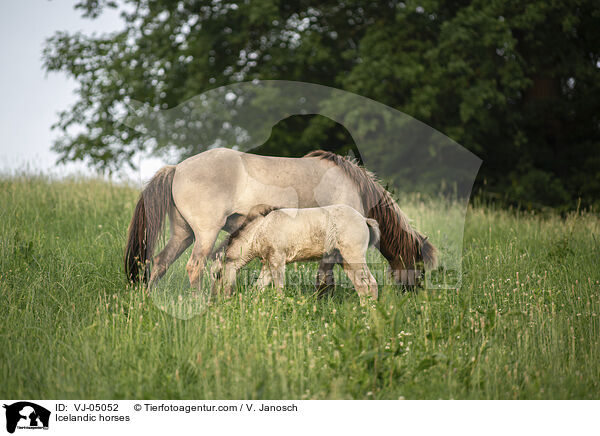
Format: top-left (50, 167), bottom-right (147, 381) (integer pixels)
top-left (211, 204), bottom-right (381, 304)
top-left (124, 148), bottom-right (437, 292)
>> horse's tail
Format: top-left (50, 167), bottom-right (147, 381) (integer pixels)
top-left (124, 165), bottom-right (176, 283)
top-left (366, 218), bottom-right (381, 248)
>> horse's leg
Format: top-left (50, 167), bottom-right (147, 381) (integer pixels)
top-left (340, 255), bottom-right (378, 306)
top-left (148, 235), bottom-right (192, 288)
top-left (186, 228), bottom-right (222, 289)
top-left (148, 207), bottom-right (193, 288)
top-left (315, 252), bottom-right (341, 298)
top-left (316, 261), bottom-right (335, 297)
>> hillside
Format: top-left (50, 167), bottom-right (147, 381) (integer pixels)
top-left (1, 176), bottom-right (598, 398)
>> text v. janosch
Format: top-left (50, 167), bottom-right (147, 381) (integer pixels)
top-left (142, 403), bottom-right (298, 412)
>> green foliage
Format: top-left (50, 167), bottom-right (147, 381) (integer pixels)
top-left (43, 0), bottom-right (600, 208)
top-left (1, 177), bottom-right (599, 398)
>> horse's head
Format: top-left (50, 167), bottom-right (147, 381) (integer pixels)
top-left (387, 233), bottom-right (437, 288)
top-left (303, 149), bottom-right (439, 289)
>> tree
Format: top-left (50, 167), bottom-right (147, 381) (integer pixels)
top-left (43, 0), bottom-right (600, 208)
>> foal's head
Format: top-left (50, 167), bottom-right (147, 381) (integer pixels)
top-left (212, 205), bottom-right (277, 270)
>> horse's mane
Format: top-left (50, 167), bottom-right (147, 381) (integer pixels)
top-left (304, 150), bottom-right (437, 269)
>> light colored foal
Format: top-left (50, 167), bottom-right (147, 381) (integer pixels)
top-left (212, 204), bottom-right (380, 305)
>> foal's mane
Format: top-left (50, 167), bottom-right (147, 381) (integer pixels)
top-left (304, 150), bottom-right (437, 269)
top-left (215, 204), bottom-right (276, 257)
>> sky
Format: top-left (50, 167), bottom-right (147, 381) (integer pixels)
top-left (0, 1), bottom-right (164, 185)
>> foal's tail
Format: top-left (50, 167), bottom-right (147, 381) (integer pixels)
top-left (419, 235), bottom-right (438, 269)
top-left (124, 165), bottom-right (176, 283)
top-left (366, 218), bottom-right (381, 248)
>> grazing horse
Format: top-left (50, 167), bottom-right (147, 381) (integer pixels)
top-left (124, 148), bottom-right (437, 291)
top-left (211, 205), bottom-right (381, 304)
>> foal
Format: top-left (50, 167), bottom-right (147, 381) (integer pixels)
top-left (212, 205), bottom-right (381, 305)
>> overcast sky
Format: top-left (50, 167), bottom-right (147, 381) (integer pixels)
top-left (0, 1), bottom-right (164, 185)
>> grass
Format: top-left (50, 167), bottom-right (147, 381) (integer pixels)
top-left (0, 175), bottom-right (599, 399)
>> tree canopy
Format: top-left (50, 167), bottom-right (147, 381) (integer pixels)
top-left (43, 0), bottom-right (600, 209)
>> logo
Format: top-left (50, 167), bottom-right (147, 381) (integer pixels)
top-left (3, 402), bottom-right (50, 434)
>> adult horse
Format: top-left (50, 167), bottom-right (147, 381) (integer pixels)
top-left (124, 148), bottom-right (437, 291)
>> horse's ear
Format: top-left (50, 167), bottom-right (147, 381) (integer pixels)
top-left (3, 405), bottom-right (7, 408)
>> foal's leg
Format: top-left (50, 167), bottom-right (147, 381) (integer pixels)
top-left (220, 260), bottom-right (241, 297)
top-left (148, 206), bottom-right (194, 288)
top-left (255, 264), bottom-right (273, 291)
top-left (340, 255), bottom-right (378, 306)
top-left (268, 254), bottom-right (287, 296)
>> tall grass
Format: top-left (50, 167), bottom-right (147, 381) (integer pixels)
top-left (1, 175), bottom-right (598, 399)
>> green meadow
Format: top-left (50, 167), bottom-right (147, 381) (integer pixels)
top-left (1, 175), bottom-right (598, 399)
